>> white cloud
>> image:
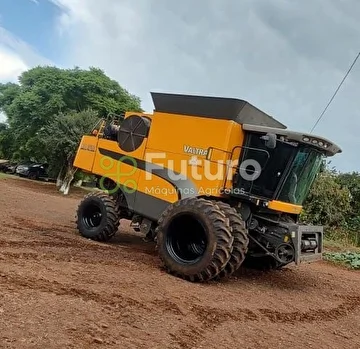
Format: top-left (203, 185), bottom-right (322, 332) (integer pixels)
top-left (0, 46), bottom-right (28, 82)
top-left (0, 26), bottom-right (53, 122)
top-left (0, 27), bottom-right (52, 69)
top-left (0, 35), bottom-right (29, 123)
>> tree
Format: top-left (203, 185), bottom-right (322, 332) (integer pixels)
top-left (0, 83), bottom-right (21, 121)
top-left (302, 168), bottom-right (360, 245)
top-left (0, 65), bottom-right (142, 162)
top-left (336, 172), bottom-right (360, 209)
top-left (39, 109), bottom-right (100, 177)
top-left (0, 122), bottom-right (16, 160)
top-left (34, 109), bottom-right (100, 194)
top-left (335, 172), bottom-right (360, 236)
top-left (301, 169), bottom-right (351, 228)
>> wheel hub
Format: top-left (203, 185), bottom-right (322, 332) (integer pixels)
top-left (275, 243), bottom-right (295, 263)
top-left (165, 213), bottom-right (208, 265)
top-left (82, 204), bottom-right (102, 228)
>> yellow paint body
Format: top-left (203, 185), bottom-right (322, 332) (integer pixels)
top-left (73, 110), bottom-right (302, 215)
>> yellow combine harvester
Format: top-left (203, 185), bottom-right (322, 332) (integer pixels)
top-left (72, 92), bottom-right (341, 282)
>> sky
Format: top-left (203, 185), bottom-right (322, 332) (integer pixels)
top-left (0, 0), bottom-right (359, 172)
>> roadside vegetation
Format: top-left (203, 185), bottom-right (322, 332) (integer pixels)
top-left (0, 65), bottom-right (142, 180)
top-left (323, 251), bottom-right (360, 270)
top-left (300, 166), bottom-right (360, 268)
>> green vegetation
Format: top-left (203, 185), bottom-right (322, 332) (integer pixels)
top-left (323, 251), bottom-right (360, 270)
top-left (300, 165), bottom-right (360, 248)
top-left (0, 65), bottom-right (142, 177)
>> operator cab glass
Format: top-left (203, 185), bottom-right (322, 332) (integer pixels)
top-left (234, 132), bottom-right (324, 206)
top-left (277, 148), bottom-right (323, 205)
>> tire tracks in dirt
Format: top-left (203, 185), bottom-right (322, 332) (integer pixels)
top-left (0, 271), bottom-right (202, 348)
top-left (0, 236), bottom-right (158, 269)
top-left (0, 271), bottom-right (148, 313)
top-left (1, 216), bottom-right (157, 260)
top-left (190, 295), bottom-right (360, 327)
top-left (0, 269), bottom-right (200, 348)
top-left (3, 215), bottom-right (360, 332)
top-left (0, 271), bottom-right (188, 317)
top-left (1, 269), bottom-right (359, 326)
top-left (169, 325), bottom-right (205, 349)
top-left (0, 251), bottom-right (116, 266)
top-left (1, 264), bottom-right (359, 349)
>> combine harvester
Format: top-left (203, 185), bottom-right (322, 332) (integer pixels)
top-left (71, 92), bottom-right (342, 282)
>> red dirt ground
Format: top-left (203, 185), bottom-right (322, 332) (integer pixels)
top-left (0, 176), bottom-right (359, 349)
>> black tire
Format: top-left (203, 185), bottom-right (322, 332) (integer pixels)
top-left (213, 201), bottom-right (249, 279)
top-left (155, 197), bottom-right (233, 282)
top-left (76, 191), bottom-right (120, 242)
top-left (28, 172), bottom-right (38, 180)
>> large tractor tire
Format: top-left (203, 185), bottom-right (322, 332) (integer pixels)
top-left (155, 197), bottom-right (233, 282)
top-left (76, 191), bottom-right (120, 242)
top-left (213, 201), bottom-right (249, 279)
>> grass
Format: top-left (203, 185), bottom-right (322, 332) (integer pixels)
top-left (324, 239), bottom-right (360, 253)
top-left (323, 239), bottom-right (360, 270)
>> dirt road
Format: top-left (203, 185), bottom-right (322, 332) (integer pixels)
top-left (0, 176), bottom-right (359, 349)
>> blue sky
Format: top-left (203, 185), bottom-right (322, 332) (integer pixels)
top-left (0, 0), bottom-right (63, 62)
top-left (0, 0), bottom-right (359, 173)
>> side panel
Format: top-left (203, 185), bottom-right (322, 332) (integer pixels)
top-left (92, 148), bottom-right (177, 220)
top-left (146, 111), bottom-right (232, 154)
top-left (144, 112), bottom-right (242, 198)
top-left (73, 135), bottom-right (99, 172)
top-left (92, 139), bottom-right (144, 208)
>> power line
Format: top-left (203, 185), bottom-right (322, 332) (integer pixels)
top-left (310, 51), bottom-right (360, 134)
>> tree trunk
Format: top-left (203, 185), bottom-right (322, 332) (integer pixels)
top-left (59, 166), bottom-right (78, 195)
top-left (56, 165), bottom-right (65, 187)
top-left (59, 154), bottom-right (77, 195)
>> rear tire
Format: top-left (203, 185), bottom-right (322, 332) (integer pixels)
top-left (214, 201), bottom-right (249, 279)
top-left (76, 191), bottom-right (120, 242)
top-left (155, 197), bottom-right (233, 282)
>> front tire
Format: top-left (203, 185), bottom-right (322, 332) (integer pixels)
top-left (155, 197), bottom-right (233, 282)
top-left (76, 191), bottom-right (120, 242)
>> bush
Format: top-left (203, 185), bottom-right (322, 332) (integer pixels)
top-left (301, 167), bottom-right (360, 246)
top-left (323, 251), bottom-right (360, 269)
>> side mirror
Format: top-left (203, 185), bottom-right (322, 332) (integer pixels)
top-left (260, 133), bottom-right (277, 149)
